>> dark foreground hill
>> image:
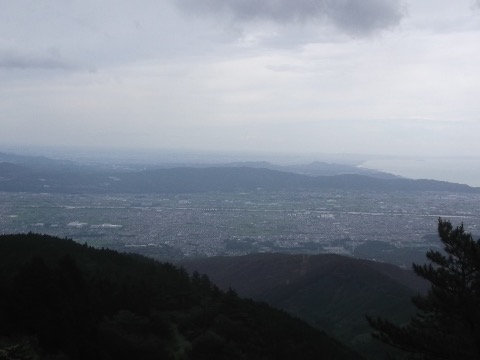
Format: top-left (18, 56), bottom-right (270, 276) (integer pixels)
top-left (180, 253), bottom-right (428, 359)
top-left (0, 233), bottom-right (362, 360)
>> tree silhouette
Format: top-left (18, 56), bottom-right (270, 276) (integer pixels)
top-left (0, 233), bottom-right (362, 360)
top-left (367, 218), bottom-right (480, 359)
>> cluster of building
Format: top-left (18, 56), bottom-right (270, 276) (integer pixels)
top-left (1, 190), bottom-right (479, 259)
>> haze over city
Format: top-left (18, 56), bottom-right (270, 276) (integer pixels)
top-left (1, 0), bottom-right (480, 184)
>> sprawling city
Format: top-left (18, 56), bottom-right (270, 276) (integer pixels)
top-left (2, 189), bottom-right (479, 267)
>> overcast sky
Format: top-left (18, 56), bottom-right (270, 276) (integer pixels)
top-left (1, 0), bottom-right (480, 159)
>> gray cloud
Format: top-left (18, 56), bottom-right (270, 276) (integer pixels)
top-left (0, 49), bottom-right (75, 70)
top-left (174, 0), bottom-right (405, 35)
top-left (325, 0), bottom-right (405, 35)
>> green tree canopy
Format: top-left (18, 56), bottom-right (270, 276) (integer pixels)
top-left (368, 218), bottom-right (480, 359)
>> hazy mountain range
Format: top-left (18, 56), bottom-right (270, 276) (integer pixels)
top-left (154, 160), bottom-right (400, 179)
top-left (0, 151), bottom-right (477, 194)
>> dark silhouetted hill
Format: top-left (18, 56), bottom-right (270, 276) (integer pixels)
top-left (0, 233), bottom-right (362, 360)
top-left (180, 253), bottom-right (428, 359)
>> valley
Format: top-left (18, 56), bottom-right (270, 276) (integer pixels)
top-left (2, 188), bottom-right (479, 267)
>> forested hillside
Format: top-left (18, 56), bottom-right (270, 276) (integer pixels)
top-left (0, 233), bottom-right (362, 360)
top-left (181, 253), bottom-right (428, 359)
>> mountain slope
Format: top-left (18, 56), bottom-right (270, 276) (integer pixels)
top-left (180, 253), bottom-right (428, 359)
top-left (205, 161), bottom-right (400, 179)
top-left (0, 163), bottom-right (477, 193)
top-left (0, 233), bottom-right (362, 360)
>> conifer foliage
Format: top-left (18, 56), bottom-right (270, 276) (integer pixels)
top-left (367, 218), bottom-right (480, 359)
top-left (0, 233), bottom-right (361, 360)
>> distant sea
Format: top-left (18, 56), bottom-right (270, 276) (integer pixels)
top-left (360, 157), bottom-right (480, 188)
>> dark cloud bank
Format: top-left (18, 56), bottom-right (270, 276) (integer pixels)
top-left (175, 0), bottom-right (405, 35)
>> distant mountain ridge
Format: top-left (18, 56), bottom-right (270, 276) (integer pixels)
top-left (156, 160), bottom-right (400, 179)
top-left (0, 151), bottom-right (477, 193)
top-left (0, 163), bottom-right (477, 194)
top-left (0, 151), bottom-right (75, 168)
